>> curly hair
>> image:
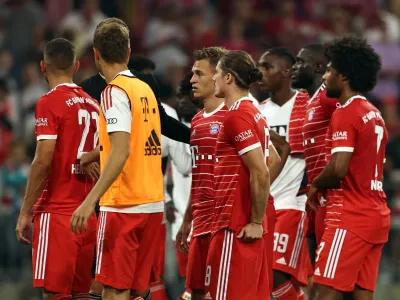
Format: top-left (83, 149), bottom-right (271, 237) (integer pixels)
top-left (324, 36), bottom-right (381, 93)
top-left (176, 71), bottom-right (194, 100)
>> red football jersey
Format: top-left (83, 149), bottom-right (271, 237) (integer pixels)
top-left (34, 83), bottom-right (100, 215)
top-left (324, 96), bottom-right (390, 244)
top-left (212, 98), bottom-right (270, 234)
top-left (190, 103), bottom-right (228, 237)
top-left (303, 84), bottom-right (338, 188)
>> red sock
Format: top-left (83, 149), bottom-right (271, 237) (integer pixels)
top-left (51, 295), bottom-right (71, 300)
top-left (272, 282), bottom-right (298, 299)
top-left (297, 288), bottom-right (306, 300)
top-left (149, 280), bottom-right (168, 300)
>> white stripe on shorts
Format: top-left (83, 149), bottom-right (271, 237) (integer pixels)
top-left (216, 230), bottom-right (234, 300)
top-left (35, 213), bottom-right (50, 280)
top-left (323, 228), bottom-right (347, 279)
top-left (289, 211), bottom-right (306, 268)
top-left (96, 211), bottom-right (107, 275)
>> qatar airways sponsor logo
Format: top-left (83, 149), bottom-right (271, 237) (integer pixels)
top-left (332, 131), bottom-right (347, 141)
top-left (35, 118), bottom-right (48, 127)
top-left (235, 129), bottom-right (253, 142)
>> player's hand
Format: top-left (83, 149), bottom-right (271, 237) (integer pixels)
top-left (176, 221), bottom-right (191, 253)
top-left (166, 201), bottom-right (177, 224)
top-left (16, 211), bottom-right (32, 244)
top-left (70, 200), bottom-right (95, 234)
top-left (85, 162), bottom-right (100, 181)
top-left (307, 185), bottom-right (320, 211)
top-left (237, 223), bottom-right (263, 242)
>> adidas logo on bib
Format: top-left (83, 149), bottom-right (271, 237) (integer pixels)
top-left (276, 257), bottom-right (287, 265)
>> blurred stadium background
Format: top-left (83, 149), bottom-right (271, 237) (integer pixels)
top-left (0, 0), bottom-right (399, 299)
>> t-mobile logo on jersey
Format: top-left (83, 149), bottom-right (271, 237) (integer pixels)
top-left (271, 125), bottom-right (287, 138)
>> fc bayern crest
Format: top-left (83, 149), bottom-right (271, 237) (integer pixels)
top-left (210, 123), bottom-right (220, 135)
top-left (308, 109), bottom-right (315, 121)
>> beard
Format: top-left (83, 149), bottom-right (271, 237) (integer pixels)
top-left (292, 73), bottom-right (314, 90)
top-left (326, 87), bottom-right (342, 98)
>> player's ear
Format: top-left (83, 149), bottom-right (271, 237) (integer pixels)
top-left (40, 60), bottom-right (46, 75)
top-left (315, 63), bottom-right (324, 74)
top-left (93, 48), bottom-right (100, 62)
top-left (283, 67), bottom-right (291, 79)
top-left (73, 60), bottom-right (80, 74)
top-left (225, 72), bottom-right (233, 84)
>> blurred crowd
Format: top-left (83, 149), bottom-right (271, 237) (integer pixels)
top-left (0, 0), bottom-right (399, 298)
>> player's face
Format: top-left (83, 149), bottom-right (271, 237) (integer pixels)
top-left (213, 62), bottom-right (226, 98)
top-left (257, 53), bottom-right (287, 93)
top-left (190, 59), bottom-right (216, 101)
top-left (292, 49), bottom-right (314, 89)
top-left (323, 62), bottom-right (343, 98)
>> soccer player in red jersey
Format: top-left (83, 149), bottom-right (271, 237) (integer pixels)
top-left (258, 48), bottom-right (310, 300)
top-left (175, 46), bottom-right (228, 300)
top-left (308, 36), bottom-right (390, 300)
top-left (203, 50), bottom-right (271, 299)
top-left (15, 38), bottom-right (99, 300)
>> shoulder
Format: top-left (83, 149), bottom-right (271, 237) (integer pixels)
top-left (161, 102), bottom-right (178, 119)
top-left (131, 71), bottom-right (160, 97)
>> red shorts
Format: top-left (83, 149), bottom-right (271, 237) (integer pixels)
top-left (314, 227), bottom-right (384, 292)
top-left (32, 212), bottom-right (96, 294)
top-left (151, 223), bottom-right (166, 282)
top-left (266, 201), bottom-right (276, 293)
top-left (175, 245), bottom-right (189, 278)
top-left (95, 211), bottom-right (163, 290)
top-left (272, 210), bottom-right (309, 286)
top-left (204, 229), bottom-right (269, 300)
top-left (186, 234), bottom-right (210, 290)
top-left (315, 206), bottom-right (326, 246)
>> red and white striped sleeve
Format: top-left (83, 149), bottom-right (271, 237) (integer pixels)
top-left (101, 86), bottom-right (132, 133)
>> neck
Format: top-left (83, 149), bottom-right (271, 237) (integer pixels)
top-left (339, 88), bottom-right (360, 106)
top-left (102, 63), bottom-right (129, 83)
top-left (203, 96), bottom-right (224, 113)
top-left (307, 75), bottom-right (323, 96)
top-left (270, 85), bottom-right (296, 106)
top-left (48, 75), bottom-right (73, 90)
top-left (224, 88), bottom-right (248, 109)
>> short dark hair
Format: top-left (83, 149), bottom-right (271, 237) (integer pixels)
top-left (193, 47), bottom-right (228, 68)
top-left (128, 56), bottom-right (156, 72)
top-left (266, 47), bottom-right (296, 66)
top-left (324, 36), bottom-right (381, 93)
top-left (93, 18), bottom-right (130, 64)
top-left (219, 50), bottom-right (263, 89)
top-left (303, 44), bottom-right (324, 56)
top-left (176, 71), bottom-right (193, 100)
top-left (44, 38), bottom-right (75, 71)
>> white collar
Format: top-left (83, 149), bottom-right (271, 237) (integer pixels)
top-left (50, 83), bottom-right (77, 93)
top-left (203, 102), bottom-right (225, 118)
top-left (113, 69), bottom-right (134, 80)
top-left (337, 95), bottom-right (367, 108)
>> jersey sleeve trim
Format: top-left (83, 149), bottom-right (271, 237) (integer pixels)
top-left (331, 146), bottom-right (354, 154)
top-left (238, 142), bottom-right (261, 156)
top-left (37, 134), bottom-right (57, 141)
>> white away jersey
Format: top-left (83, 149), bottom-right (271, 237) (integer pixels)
top-left (259, 92), bottom-right (307, 211)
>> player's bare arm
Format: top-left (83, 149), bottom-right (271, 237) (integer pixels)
top-left (268, 142), bottom-right (283, 184)
top-left (70, 131), bottom-right (130, 234)
top-left (80, 146), bottom-right (100, 180)
top-left (16, 140), bottom-right (56, 244)
top-left (308, 152), bottom-right (352, 211)
top-left (238, 146), bottom-right (270, 242)
top-left (176, 194), bottom-right (193, 253)
top-left (270, 130), bottom-right (291, 168)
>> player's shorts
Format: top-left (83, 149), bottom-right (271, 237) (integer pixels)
top-left (151, 223), bottom-right (166, 283)
top-left (95, 211), bottom-right (163, 291)
top-left (32, 212), bottom-right (96, 294)
top-left (315, 206), bottom-right (326, 246)
top-left (186, 234), bottom-right (210, 290)
top-left (266, 201), bottom-right (276, 293)
top-left (313, 227), bottom-right (384, 292)
top-left (272, 210), bottom-right (309, 286)
top-left (204, 229), bottom-right (269, 300)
